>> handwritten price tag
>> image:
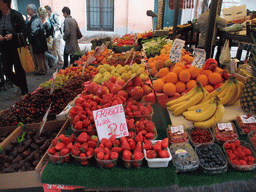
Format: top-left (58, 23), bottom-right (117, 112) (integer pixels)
top-left (217, 123), bottom-right (233, 131)
top-left (169, 39), bottom-right (185, 63)
top-left (240, 115), bottom-right (256, 124)
top-left (93, 104), bottom-right (129, 141)
top-left (191, 48), bottom-right (206, 69)
top-left (50, 69), bottom-right (58, 95)
top-left (171, 125), bottom-right (184, 134)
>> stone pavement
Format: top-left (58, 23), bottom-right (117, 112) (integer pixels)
top-left (0, 64), bottom-right (63, 112)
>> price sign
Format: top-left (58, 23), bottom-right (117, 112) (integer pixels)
top-left (191, 48), bottom-right (206, 69)
top-left (169, 39), bottom-right (185, 63)
top-left (240, 115), bottom-right (256, 124)
top-left (93, 104), bottom-right (129, 141)
top-left (217, 123), bottom-right (233, 131)
top-left (93, 43), bottom-right (107, 56)
top-left (39, 103), bottom-right (52, 135)
top-left (82, 56), bottom-right (96, 75)
top-left (171, 125), bottom-right (184, 134)
top-left (50, 69), bottom-right (58, 95)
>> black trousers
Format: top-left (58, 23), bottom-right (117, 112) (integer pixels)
top-left (1, 47), bottom-right (28, 95)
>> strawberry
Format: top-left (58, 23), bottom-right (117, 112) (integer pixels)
top-left (112, 139), bottom-right (121, 147)
top-left (146, 150), bottom-right (157, 159)
top-left (62, 137), bottom-right (70, 146)
top-left (88, 140), bottom-right (97, 149)
top-left (81, 143), bottom-right (89, 152)
top-left (120, 137), bottom-right (127, 144)
top-left (104, 147), bottom-right (111, 155)
top-left (110, 152), bottom-right (119, 160)
top-left (72, 115), bottom-right (80, 125)
top-left (122, 150), bottom-right (132, 160)
top-left (133, 151), bottom-right (144, 160)
top-left (69, 134), bottom-right (76, 144)
top-left (244, 149), bottom-right (252, 156)
top-left (95, 147), bottom-right (104, 154)
top-left (74, 142), bottom-right (81, 148)
top-left (77, 132), bottom-right (88, 143)
top-left (74, 121), bottom-right (83, 130)
top-left (104, 140), bottom-right (112, 148)
top-left (51, 138), bottom-right (58, 146)
top-left (109, 135), bottom-right (116, 144)
top-left (158, 150), bottom-right (170, 158)
top-left (128, 139), bottom-right (136, 150)
top-left (143, 139), bottom-right (152, 150)
top-left (48, 147), bottom-right (56, 155)
top-left (97, 151), bottom-right (104, 160)
top-left (55, 142), bottom-right (65, 151)
top-left (128, 131), bottom-right (135, 138)
top-left (135, 132), bottom-right (143, 143)
top-left (145, 122), bottom-right (155, 133)
top-left (145, 133), bottom-right (154, 139)
top-left (111, 147), bottom-right (123, 153)
top-left (152, 141), bottom-right (162, 152)
top-left (86, 148), bottom-right (94, 157)
top-left (80, 152), bottom-right (87, 158)
top-left (91, 135), bottom-right (98, 143)
top-left (121, 140), bottom-right (131, 151)
top-left (134, 141), bottom-right (142, 153)
top-left (60, 148), bottom-right (70, 156)
top-left (161, 138), bottom-right (169, 149)
top-left (83, 118), bottom-right (91, 127)
top-left (132, 76), bottom-right (143, 87)
top-left (58, 134), bottom-right (66, 140)
top-left (71, 146), bottom-right (81, 156)
top-left (103, 154), bottom-right (110, 160)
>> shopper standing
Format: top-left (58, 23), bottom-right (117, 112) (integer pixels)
top-left (62, 6), bottom-right (80, 69)
top-left (26, 4), bottom-right (48, 75)
top-left (44, 5), bottom-right (63, 65)
top-left (197, 4), bottom-right (227, 49)
top-left (0, 0), bottom-right (28, 95)
top-left (38, 7), bottom-right (58, 69)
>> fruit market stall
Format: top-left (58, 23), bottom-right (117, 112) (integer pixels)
top-left (1, 32), bottom-right (256, 191)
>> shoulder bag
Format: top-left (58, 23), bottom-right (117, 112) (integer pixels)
top-left (17, 33), bottom-right (35, 73)
top-left (76, 20), bottom-right (83, 39)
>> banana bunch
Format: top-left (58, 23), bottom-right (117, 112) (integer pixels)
top-left (182, 97), bottom-right (225, 128)
top-left (207, 76), bottom-right (244, 106)
top-left (166, 81), bottom-right (207, 116)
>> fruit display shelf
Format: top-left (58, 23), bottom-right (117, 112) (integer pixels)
top-left (168, 101), bottom-right (244, 129)
top-left (0, 119), bottom-right (67, 190)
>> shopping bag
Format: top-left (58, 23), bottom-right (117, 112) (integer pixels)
top-left (46, 36), bottom-right (53, 50)
top-left (219, 39), bottom-right (231, 66)
top-left (17, 46), bottom-right (35, 73)
top-left (76, 20), bottom-right (83, 39)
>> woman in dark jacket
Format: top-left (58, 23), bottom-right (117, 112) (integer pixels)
top-left (0, 0), bottom-right (28, 95)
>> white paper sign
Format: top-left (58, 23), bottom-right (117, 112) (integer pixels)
top-left (217, 123), bottom-right (233, 131)
top-left (169, 39), bottom-right (185, 63)
top-left (171, 125), bottom-right (184, 134)
top-left (191, 48), bottom-right (206, 69)
top-left (93, 104), bottom-right (129, 141)
top-left (240, 115), bottom-right (256, 124)
top-left (50, 69), bottom-right (58, 95)
top-left (82, 56), bottom-right (96, 75)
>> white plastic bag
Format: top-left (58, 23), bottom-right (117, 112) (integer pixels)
top-left (219, 39), bottom-right (231, 66)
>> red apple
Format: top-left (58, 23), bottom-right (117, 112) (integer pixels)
top-left (97, 86), bottom-right (109, 98)
top-left (111, 84), bottom-right (122, 95)
top-left (117, 90), bottom-right (128, 99)
top-left (108, 76), bottom-right (117, 83)
top-left (115, 79), bottom-right (126, 87)
top-left (130, 86), bottom-right (144, 101)
top-left (132, 76), bottom-right (143, 87)
top-left (142, 84), bottom-right (152, 95)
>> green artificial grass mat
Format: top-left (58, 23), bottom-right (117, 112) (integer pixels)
top-left (177, 166), bottom-right (256, 187)
top-left (41, 161), bottom-right (178, 188)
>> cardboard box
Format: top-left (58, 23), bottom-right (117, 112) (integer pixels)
top-left (0, 119), bottom-right (68, 190)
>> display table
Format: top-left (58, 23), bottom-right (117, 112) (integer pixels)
top-left (40, 103), bottom-right (256, 190)
top-left (168, 101), bottom-right (243, 128)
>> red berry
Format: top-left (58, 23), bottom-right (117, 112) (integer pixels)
top-left (239, 160), bottom-right (247, 165)
top-left (232, 160), bottom-right (240, 165)
top-left (244, 149), bottom-right (252, 156)
top-left (234, 140), bottom-right (241, 147)
top-left (248, 156), bottom-right (255, 162)
top-left (224, 142), bottom-right (231, 149)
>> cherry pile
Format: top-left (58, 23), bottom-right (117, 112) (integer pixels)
top-left (0, 76), bottom-right (91, 127)
top-left (190, 128), bottom-right (213, 145)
